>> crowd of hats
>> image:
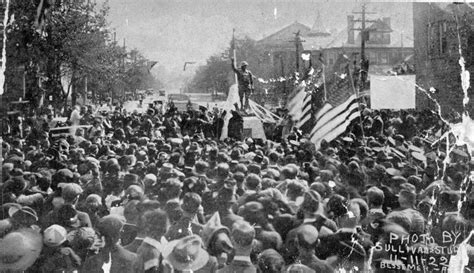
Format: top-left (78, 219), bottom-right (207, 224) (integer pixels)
top-left (0, 105), bottom-right (473, 273)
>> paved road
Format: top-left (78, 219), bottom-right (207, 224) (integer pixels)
top-left (122, 94), bottom-right (226, 114)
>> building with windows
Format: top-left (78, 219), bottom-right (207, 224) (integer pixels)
top-left (413, 2), bottom-right (474, 120)
top-left (254, 12), bottom-right (414, 105)
top-left (256, 13), bottom-right (413, 83)
top-left (303, 16), bottom-right (414, 78)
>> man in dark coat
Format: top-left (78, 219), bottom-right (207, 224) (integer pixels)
top-left (213, 110), bottom-right (226, 140)
top-left (217, 220), bottom-right (257, 273)
top-left (81, 215), bottom-right (138, 273)
top-left (287, 225), bottom-right (333, 273)
top-left (228, 110), bottom-right (244, 141)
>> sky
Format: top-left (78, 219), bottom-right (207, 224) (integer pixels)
top-left (99, 0), bottom-right (414, 88)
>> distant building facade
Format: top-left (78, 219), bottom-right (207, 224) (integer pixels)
top-left (304, 16), bottom-right (414, 78)
top-left (256, 21), bottom-right (310, 80)
top-left (256, 13), bottom-right (414, 85)
top-left (413, 3), bottom-right (474, 120)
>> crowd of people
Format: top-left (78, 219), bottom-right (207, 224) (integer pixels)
top-left (0, 98), bottom-right (473, 273)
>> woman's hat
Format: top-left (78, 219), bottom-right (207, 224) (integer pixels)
top-left (4, 203), bottom-right (38, 222)
top-left (0, 228), bottom-right (43, 271)
top-left (164, 235), bottom-right (209, 271)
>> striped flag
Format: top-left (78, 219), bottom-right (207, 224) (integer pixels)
top-left (286, 66), bottom-right (322, 134)
top-left (309, 61), bottom-right (360, 148)
top-left (287, 81), bottom-right (306, 117)
top-left (294, 90), bottom-right (313, 130)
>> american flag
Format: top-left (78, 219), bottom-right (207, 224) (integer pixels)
top-left (309, 61), bottom-right (360, 148)
top-left (286, 66), bottom-right (323, 134)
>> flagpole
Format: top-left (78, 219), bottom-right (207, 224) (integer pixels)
top-left (347, 61), bottom-right (365, 138)
top-left (319, 52), bottom-right (327, 102)
top-left (322, 63), bottom-right (327, 102)
top-left (232, 28), bottom-right (238, 85)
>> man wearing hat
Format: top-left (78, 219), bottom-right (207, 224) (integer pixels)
top-left (164, 234), bottom-right (218, 273)
top-left (218, 220), bottom-right (257, 273)
top-left (238, 201), bottom-right (283, 252)
top-left (287, 225), bottom-right (333, 273)
top-left (283, 190), bottom-right (337, 264)
top-left (257, 249), bottom-right (285, 273)
top-left (83, 215), bottom-right (138, 273)
top-left (361, 187), bottom-right (386, 242)
top-left (39, 224), bottom-right (82, 272)
top-left (165, 192), bottom-right (204, 241)
top-left (315, 202), bottom-right (370, 271)
top-left (299, 190), bottom-right (337, 232)
top-left (231, 58), bottom-right (254, 110)
top-left (42, 183), bottom-right (92, 229)
top-left (228, 108), bottom-right (244, 141)
top-left (0, 203), bottom-right (39, 237)
top-left (216, 186), bottom-right (243, 230)
top-left (136, 209), bottom-right (169, 272)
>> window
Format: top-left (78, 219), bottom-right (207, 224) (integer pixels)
top-left (439, 22), bottom-right (447, 54)
top-left (367, 32), bottom-right (391, 45)
top-left (263, 51), bottom-right (271, 63)
top-left (379, 52), bottom-right (388, 64)
top-left (368, 52), bottom-right (377, 64)
top-left (383, 33), bottom-right (391, 44)
top-left (428, 21), bottom-right (449, 57)
top-left (428, 23), bottom-right (437, 56)
top-left (468, 33), bottom-right (474, 64)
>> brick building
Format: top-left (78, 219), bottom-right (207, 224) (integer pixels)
top-left (413, 3), bottom-right (474, 121)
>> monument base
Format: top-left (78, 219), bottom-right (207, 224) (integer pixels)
top-left (242, 116), bottom-right (266, 140)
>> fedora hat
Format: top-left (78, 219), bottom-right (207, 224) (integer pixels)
top-left (0, 228), bottom-right (43, 271)
top-left (164, 235), bottom-right (209, 271)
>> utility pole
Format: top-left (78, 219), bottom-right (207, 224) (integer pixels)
top-left (350, 4), bottom-right (376, 90)
top-left (280, 55), bottom-right (286, 98)
top-left (288, 30), bottom-right (305, 73)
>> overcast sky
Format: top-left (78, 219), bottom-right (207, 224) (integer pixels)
top-left (99, 0), bottom-right (414, 86)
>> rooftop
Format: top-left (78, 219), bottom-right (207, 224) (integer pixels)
top-left (257, 21), bottom-right (311, 48)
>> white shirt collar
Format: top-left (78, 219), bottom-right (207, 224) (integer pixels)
top-left (370, 208), bottom-right (384, 213)
top-left (143, 237), bottom-right (168, 251)
top-left (338, 227), bottom-right (357, 233)
top-left (233, 255), bottom-right (252, 263)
